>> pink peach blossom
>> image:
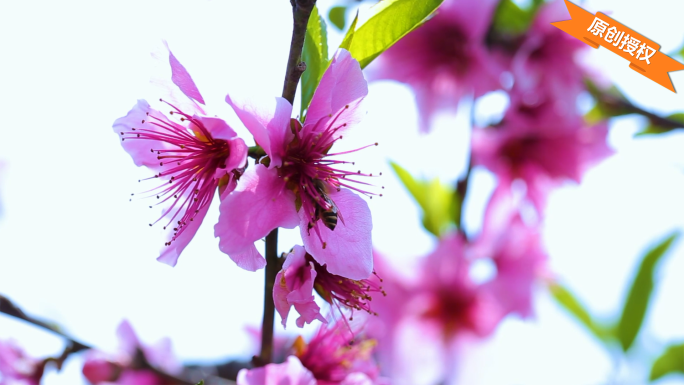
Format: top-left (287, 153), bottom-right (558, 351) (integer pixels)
top-left (296, 321), bottom-right (384, 385)
top-left (471, 96), bottom-right (612, 212)
top-left (367, 236), bottom-right (507, 385)
top-left (216, 49), bottom-right (375, 279)
top-left (239, 321), bottom-right (385, 385)
top-left (274, 245), bottom-right (384, 328)
top-left (368, 0), bottom-right (504, 131)
top-left (474, 199), bottom-right (549, 317)
top-left (82, 320), bottom-right (180, 385)
top-left (0, 340), bottom-right (44, 385)
top-left (237, 356), bottom-right (316, 385)
top-left (508, 0), bottom-right (589, 110)
top-left (114, 45), bottom-right (248, 267)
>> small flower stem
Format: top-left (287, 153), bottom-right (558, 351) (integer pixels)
top-left (256, 0), bottom-right (316, 365)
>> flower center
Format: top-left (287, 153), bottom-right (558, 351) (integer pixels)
top-left (307, 254), bottom-right (386, 320)
top-left (422, 287), bottom-right (478, 338)
top-left (294, 325), bottom-right (378, 384)
top-left (122, 100), bottom-right (234, 247)
top-left (277, 115), bottom-right (381, 236)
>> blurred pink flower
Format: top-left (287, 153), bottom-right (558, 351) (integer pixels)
top-left (474, 203), bottom-right (549, 317)
top-left (82, 320), bottom-right (180, 385)
top-left (411, 233), bottom-right (505, 338)
top-left (471, 98), bottom-right (612, 212)
top-left (295, 321), bottom-right (382, 385)
top-left (216, 49), bottom-right (375, 279)
top-left (274, 245), bottom-right (384, 328)
top-left (368, 0), bottom-right (504, 131)
top-left (0, 340), bottom-right (44, 385)
top-left (238, 321), bottom-right (384, 385)
top-left (237, 356), bottom-right (315, 385)
top-left (507, 0), bottom-right (589, 111)
top-left (368, 236), bottom-right (508, 384)
top-left (114, 44), bottom-right (248, 267)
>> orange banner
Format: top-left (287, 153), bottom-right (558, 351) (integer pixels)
top-left (552, 0), bottom-right (684, 92)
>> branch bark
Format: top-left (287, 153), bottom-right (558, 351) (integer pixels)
top-left (0, 294), bottom-right (195, 385)
top-left (256, 0), bottom-right (316, 366)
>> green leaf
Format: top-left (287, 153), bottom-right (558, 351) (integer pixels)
top-left (637, 113), bottom-right (684, 136)
top-left (339, 11), bottom-right (358, 51)
top-left (390, 161), bottom-right (458, 237)
top-left (301, 5), bottom-right (329, 119)
top-left (650, 343), bottom-right (684, 381)
top-left (339, 0), bottom-right (444, 69)
top-left (549, 282), bottom-right (612, 342)
top-left (491, 0), bottom-right (535, 35)
top-left (329, 6), bottom-right (347, 30)
top-left (195, 381), bottom-right (205, 385)
top-left (490, 0), bottom-right (545, 36)
top-left (616, 231), bottom-right (681, 352)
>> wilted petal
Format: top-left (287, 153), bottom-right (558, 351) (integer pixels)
top-left (215, 165), bottom-right (299, 270)
top-left (300, 188), bottom-right (372, 280)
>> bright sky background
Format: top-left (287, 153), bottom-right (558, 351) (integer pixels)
top-left (1, 0), bottom-right (683, 384)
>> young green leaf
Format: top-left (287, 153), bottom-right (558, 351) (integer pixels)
top-left (491, 0), bottom-right (536, 35)
top-left (390, 161), bottom-right (458, 237)
top-left (616, 231), bottom-right (681, 352)
top-left (650, 343), bottom-right (684, 381)
top-left (339, 0), bottom-right (444, 69)
top-left (300, 5), bottom-right (329, 119)
top-left (195, 381), bottom-right (205, 385)
top-left (339, 11), bottom-right (358, 51)
top-left (548, 282), bottom-right (612, 343)
top-left (329, 6), bottom-right (347, 30)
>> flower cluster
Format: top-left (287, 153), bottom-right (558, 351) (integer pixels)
top-left (0, 340), bottom-right (44, 385)
top-left (0, 0), bottom-right (632, 384)
top-left (361, 0), bottom-right (614, 383)
top-left (372, 0), bottom-right (612, 216)
top-left (82, 320), bottom-right (181, 385)
top-left (238, 321), bottom-right (386, 385)
top-left (366, 211), bottom-right (546, 384)
top-left (115, 46), bottom-right (377, 282)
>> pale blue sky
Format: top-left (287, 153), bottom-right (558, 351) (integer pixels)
top-left (0, 1), bottom-right (683, 384)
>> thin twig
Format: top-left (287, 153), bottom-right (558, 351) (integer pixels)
top-left (455, 152), bottom-right (472, 236)
top-left (257, 230), bottom-right (279, 365)
top-left (596, 92), bottom-right (684, 130)
top-left (0, 294), bottom-right (194, 385)
top-left (255, 0), bottom-right (316, 366)
top-left (281, 0), bottom-right (316, 105)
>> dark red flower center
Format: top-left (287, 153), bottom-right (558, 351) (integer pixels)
top-left (122, 100), bottom-right (239, 248)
